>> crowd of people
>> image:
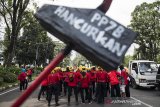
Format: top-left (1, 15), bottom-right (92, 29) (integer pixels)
top-left (33, 65), bottom-right (130, 106)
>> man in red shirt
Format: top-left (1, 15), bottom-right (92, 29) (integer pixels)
top-left (63, 66), bottom-right (70, 96)
top-left (108, 69), bottom-right (121, 98)
top-left (96, 66), bottom-right (109, 104)
top-left (38, 77), bottom-right (48, 101)
top-left (89, 66), bottom-right (96, 95)
top-left (75, 67), bottom-right (82, 93)
top-left (18, 70), bottom-right (27, 91)
top-left (67, 67), bottom-right (79, 105)
top-left (119, 65), bottom-right (130, 97)
top-left (56, 67), bottom-right (63, 96)
top-left (79, 67), bottom-right (92, 104)
top-left (47, 68), bottom-right (60, 106)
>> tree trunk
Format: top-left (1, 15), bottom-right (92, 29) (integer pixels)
top-left (5, 35), bottom-right (16, 67)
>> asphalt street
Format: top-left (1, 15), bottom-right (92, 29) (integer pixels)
top-left (0, 84), bottom-right (160, 107)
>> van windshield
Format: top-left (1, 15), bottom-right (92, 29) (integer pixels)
top-left (139, 62), bottom-right (158, 72)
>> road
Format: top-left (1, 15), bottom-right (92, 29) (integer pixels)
top-left (0, 84), bottom-right (160, 107)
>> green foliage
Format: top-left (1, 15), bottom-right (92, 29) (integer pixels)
top-left (36, 67), bottom-right (43, 72)
top-left (15, 11), bottom-right (55, 66)
top-left (129, 1), bottom-right (160, 61)
top-left (123, 55), bottom-right (133, 67)
top-left (0, 71), bottom-right (17, 83)
top-left (0, 66), bottom-right (21, 75)
top-left (0, 66), bottom-right (20, 83)
top-left (0, 0), bottom-right (30, 66)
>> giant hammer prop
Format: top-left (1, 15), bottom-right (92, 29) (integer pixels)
top-left (12, 0), bottom-right (137, 106)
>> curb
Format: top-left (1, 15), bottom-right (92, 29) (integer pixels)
top-left (0, 83), bottom-right (19, 92)
top-left (0, 78), bottom-right (36, 92)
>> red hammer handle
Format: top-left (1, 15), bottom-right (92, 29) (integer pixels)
top-left (98, 0), bottom-right (113, 13)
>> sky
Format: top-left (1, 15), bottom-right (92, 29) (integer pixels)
top-left (34, 0), bottom-right (155, 57)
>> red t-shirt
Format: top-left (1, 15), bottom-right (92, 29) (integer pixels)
top-left (18, 72), bottom-right (27, 81)
top-left (67, 72), bottom-right (78, 87)
top-left (48, 72), bottom-right (60, 85)
top-left (96, 70), bottom-right (108, 82)
top-left (120, 69), bottom-right (129, 85)
top-left (63, 72), bottom-right (69, 82)
top-left (89, 70), bottom-right (96, 82)
top-left (75, 70), bottom-right (82, 82)
top-left (108, 70), bottom-right (119, 85)
top-left (80, 72), bottom-right (90, 88)
top-left (41, 78), bottom-right (48, 86)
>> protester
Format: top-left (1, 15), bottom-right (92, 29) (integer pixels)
top-left (63, 66), bottom-right (69, 96)
top-left (119, 65), bottom-right (130, 98)
top-left (89, 66), bottom-right (96, 95)
top-left (47, 68), bottom-right (60, 106)
top-left (38, 77), bottom-right (48, 101)
top-left (79, 66), bottom-right (92, 104)
top-left (108, 69), bottom-right (121, 98)
top-left (18, 68), bottom-right (27, 91)
top-left (96, 66), bottom-right (109, 104)
top-left (67, 66), bottom-right (79, 105)
top-left (27, 67), bottom-right (33, 82)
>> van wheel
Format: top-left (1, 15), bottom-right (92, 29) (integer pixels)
top-left (131, 79), bottom-right (138, 89)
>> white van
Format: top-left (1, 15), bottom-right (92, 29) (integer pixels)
top-left (128, 60), bottom-right (158, 89)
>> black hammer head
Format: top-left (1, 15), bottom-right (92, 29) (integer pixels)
top-left (35, 5), bottom-right (137, 71)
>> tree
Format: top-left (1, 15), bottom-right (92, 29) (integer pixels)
top-left (53, 41), bottom-right (71, 67)
top-left (129, 1), bottom-right (160, 61)
top-left (0, 0), bottom-right (30, 66)
top-left (123, 55), bottom-right (133, 67)
top-left (72, 53), bottom-right (92, 67)
top-left (15, 11), bottom-right (55, 66)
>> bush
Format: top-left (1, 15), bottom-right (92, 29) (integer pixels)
top-left (0, 72), bottom-right (17, 83)
top-left (0, 66), bottom-right (22, 83)
top-left (0, 66), bottom-right (21, 75)
top-left (0, 76), bottom-right (4, 86)
top-left (36, 67), bottom-right (43, 71)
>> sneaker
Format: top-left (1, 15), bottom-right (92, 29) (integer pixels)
top-left (89, 101), bottom-right (92, 104)
top-left (76, 102), bottom-right (79, 105)
top-left (56, 103), bottom-right (60, 106)
top-left (68, 102), bottom-right (70, 106)
top-left (81, 102), bottom-right (85, 104)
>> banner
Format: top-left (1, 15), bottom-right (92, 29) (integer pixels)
top-left (35, 5), bottom-right (137, 71)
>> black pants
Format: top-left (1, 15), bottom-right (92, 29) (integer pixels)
top-left (63, 82), bottom-right (68, 95)
top-left (91, 81), bottom-right (95, 94)
top-left (20, 80), bottom-right (25, 91)
top-left (24, 79), bottom-right (28, 89)
top-left (80, 87), bottom-right (91, 103)
top-left (59, 80), bottom-right (63, 95)
top-left (28, 75), bottom-right (32, 82)
top-left (68, 86), bottom-right (78, 103)
top-left (111, 84), bottom-right (121, 97)
top-left (47, 84), bottom-right (59, 104)
top-left (125, 84), bottom-right (130, 97)
top-left (96, 82), bottom-right (106, 103)
top-left (38, 86), bottom-right (48, 100)
top-left (105, 82), bottom-right (110, 97)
